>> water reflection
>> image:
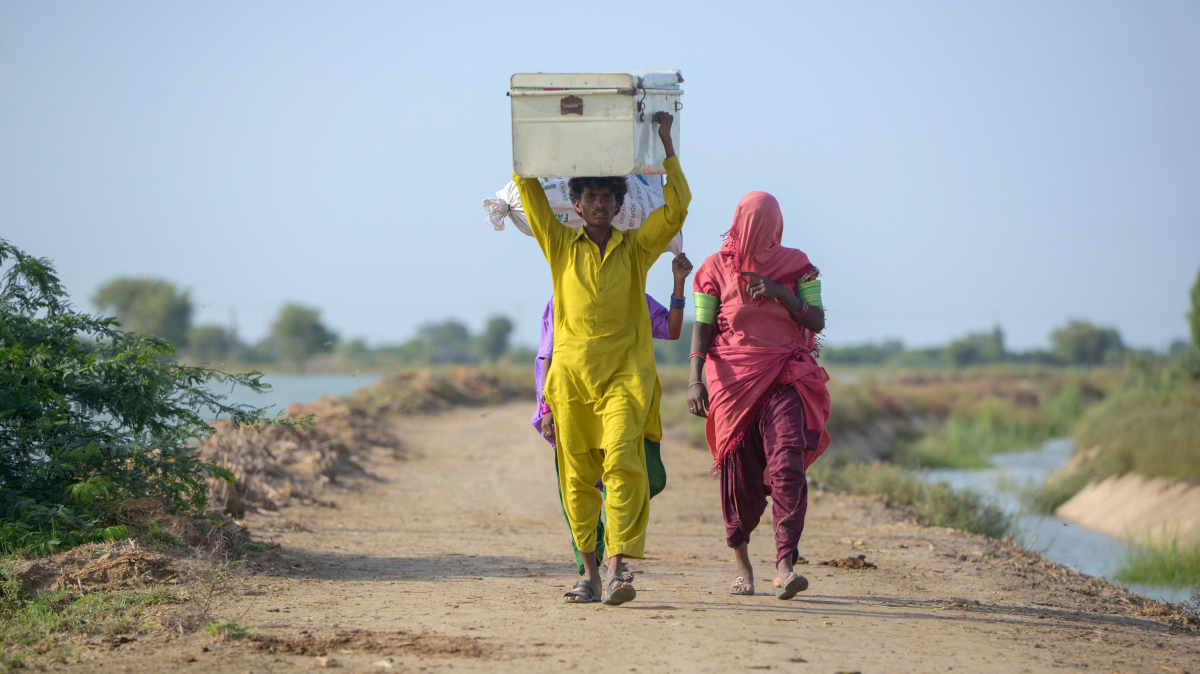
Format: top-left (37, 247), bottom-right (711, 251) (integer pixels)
top-left (200, 372), bottom-right (383, 418)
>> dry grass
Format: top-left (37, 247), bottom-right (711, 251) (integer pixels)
top-left (197, 397), bottom-right (403, 517)
top-left (350, 366), bottom-right (532, 416)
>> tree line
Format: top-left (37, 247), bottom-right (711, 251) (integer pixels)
top-left (95, 270), bottom-right (1200, 372)
top-left (823, 320), bottom-right (1191, 369)
top-left (92, 278), bottom-right (518, 371)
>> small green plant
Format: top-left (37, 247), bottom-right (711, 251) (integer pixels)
top-left (203, 618), bottom-right (249, 639)
top-left (0, 584), bottom-right (175, 669)
top-left (1116, 536), bottom-right (1200, 588)
top-left (142, 521), bottom-right (183, 549)
top-left (236, 541), bottom-right (267, 553)
top-left (1021, 468), bottom-right (1094, 515)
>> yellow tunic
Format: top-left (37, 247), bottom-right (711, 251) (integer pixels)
top-left (514, 157), bottom-right (690, 558)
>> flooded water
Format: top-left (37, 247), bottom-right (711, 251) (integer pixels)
top-left (201, 372), bottom-right (383, 417)
top-left (923, 439), bottom-right (1190, 603)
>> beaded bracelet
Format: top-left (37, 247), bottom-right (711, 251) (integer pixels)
top-left (669, 295), bottom-right (685, 310)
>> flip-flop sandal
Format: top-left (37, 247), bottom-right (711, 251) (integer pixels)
top-left (601, 562), bottom-right (636, 583)
top-left (729, 576), bottom-right (754, 595)
top-left (601, 575), bottom-right (636, 606)
top-left (564, 578), bottom-right (599, 603)
top-left (775, 573), bottom-right (809, 600)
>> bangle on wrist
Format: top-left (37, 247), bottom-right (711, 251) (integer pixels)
top-left (669, 294), bottom-right (686, 310)
top-left (791, 302), bottom-right (809, 317)
top-left (688, 381), bottom-right (706, 388)
top-left (689, 352), bottom-right (706, 360)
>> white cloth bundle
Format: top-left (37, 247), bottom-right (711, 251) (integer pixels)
top-left (483, 175), bottom-right (683, 256)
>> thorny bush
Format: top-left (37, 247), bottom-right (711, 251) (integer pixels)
top-left (0, 239), bottom-right (305, 554)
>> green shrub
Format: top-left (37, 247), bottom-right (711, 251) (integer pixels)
top-left (808, 456), bottom-right (1011, 539)
top-left (1116, 536), bottom-right (1200, 588)
top-left (1021, 468), bottom-right (1093, 515)
top-left (1073, 382), bottom-right (1200, 483)
top-left (896, 383), bottom-right (1087, 468)
top-left (0, 239), bottom-right (287, 555)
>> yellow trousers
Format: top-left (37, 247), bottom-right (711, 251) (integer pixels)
top-left (552, 392), bottom-right (650, 559)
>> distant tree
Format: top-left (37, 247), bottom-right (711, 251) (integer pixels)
top-left (187, 325), bottom-right (232, 361)
top-left (1190, 265), bottom-right (1200, 357)
top-left (388, 339), bottom-right (431, 363)
top-left (232, 338), bottom-right (277, 364)
top-left (944, 327), bottom-right (1005, 367)
top-left (1051, 320), bottom-right (1123, 367)
top-left (477, 315), bottom-right (514, 362)
top-left (270, 304), bottom-right (336, 372)
top-left (336, 338), bottom-right (369, 358)
top-left (417, 319), bottom-right (476, 363)
top-left (945, 338), bottom-right (981, 367)
top-left (417, 320), bottom-right (471, 348)
top-left (822, 339), bottom-right (905, 365)
top-left (93, 278), bottom-right (192, 348)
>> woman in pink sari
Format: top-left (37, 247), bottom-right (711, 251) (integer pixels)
top-left (687, 191), bottom-right (831, 599)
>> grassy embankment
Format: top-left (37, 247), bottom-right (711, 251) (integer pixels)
top-left (1043, 364), bottom-right (1200, 588)
top-left (815, 367), bottom-right (1116, 539)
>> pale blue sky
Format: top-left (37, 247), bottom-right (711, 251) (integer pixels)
top-left (3, 1), bottom-right (1198, 351)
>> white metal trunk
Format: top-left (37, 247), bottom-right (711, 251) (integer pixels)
top-left (510, 71), bottom-right (683, 178)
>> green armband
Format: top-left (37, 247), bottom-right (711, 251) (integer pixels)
top-left (798, 279), bottom-right (823, 310)
top-left (693, 292), bottom-right (719, 324)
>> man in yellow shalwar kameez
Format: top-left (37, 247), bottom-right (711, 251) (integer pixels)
top-left (514, 112), bottom-right (689, 605)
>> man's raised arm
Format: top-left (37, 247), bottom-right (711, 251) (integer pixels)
top-left (636, 112), bottom-right (691, 258)
top-left (513, 173), bottom-right (569, 264)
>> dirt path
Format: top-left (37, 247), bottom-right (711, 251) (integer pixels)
top-left (76, 402), bottom-right (1196, 673)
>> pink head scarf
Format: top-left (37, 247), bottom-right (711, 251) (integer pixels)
top-left (720, 191), bottom-right (813, 295)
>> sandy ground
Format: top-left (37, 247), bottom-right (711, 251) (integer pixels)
top-left (59, 402), bottom-right (1198, 674)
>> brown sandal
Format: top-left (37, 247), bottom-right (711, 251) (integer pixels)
top-left (729, 576), bottom-right (754, 595)
top-left (774, 573), bottom-right (808, 600)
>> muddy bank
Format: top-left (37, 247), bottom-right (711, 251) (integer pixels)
top-left (1058, 473), bottom-right (1200, 543)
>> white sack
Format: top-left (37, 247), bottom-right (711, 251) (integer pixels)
top-left (483, 174), bottom-right (683, 257)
